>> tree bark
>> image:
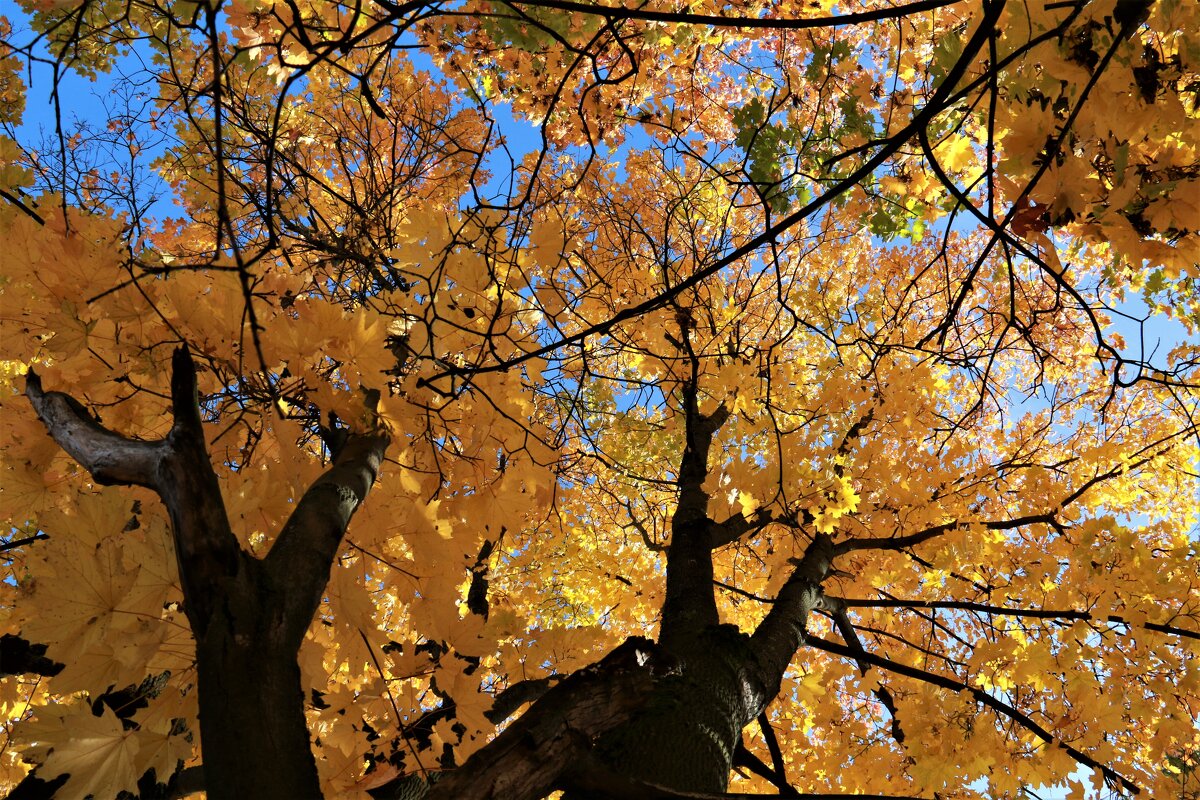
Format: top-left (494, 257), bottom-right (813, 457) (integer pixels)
top-left (194, 570), bottom-right (324, 799)
top-left (423, 637), bottom-right (677, 800)
top-left (572, 363), bottom-right (832, 799)
top-left (658, 366), bottom-right (728, 649)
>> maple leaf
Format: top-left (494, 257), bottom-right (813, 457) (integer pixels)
top-left (18, 706), bottom-right (139, 800)
top-left (19, 538), bottom-right (148, 663)
top-left (1010, 201), bottom-right (1050, 238)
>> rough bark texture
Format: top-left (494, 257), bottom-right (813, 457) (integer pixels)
top-left (566, 539), bottom-right (833, 800)
top-left (750, 534), bottom-right (836, 698)
top-left (423, 637), bottom-right (678, 800)
top-left (572, 626), bottom-right (765, 797)
top-left (581, 370), bottom-right (746, 797)
top-left (658, 369), bottom-right (728, 649)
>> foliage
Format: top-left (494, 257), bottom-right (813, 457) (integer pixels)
top-left (0, 0), bottom-right (1197, 798)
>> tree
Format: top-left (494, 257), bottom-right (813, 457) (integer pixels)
top-left (0, 0), bottom-right (1197, 798)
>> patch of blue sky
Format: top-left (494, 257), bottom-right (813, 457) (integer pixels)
top-left (2, 2), bottom-right (179, 227)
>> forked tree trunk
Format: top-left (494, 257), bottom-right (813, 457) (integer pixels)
top-left (25, 349), bottom-right (389, 800)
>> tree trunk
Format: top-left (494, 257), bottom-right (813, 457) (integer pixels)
top-left (565, 626), bottom-right (770, 798)
top-left (421, 637), bottom-right (678, 800)
top-left (193, 562), bottom-right (324, 800)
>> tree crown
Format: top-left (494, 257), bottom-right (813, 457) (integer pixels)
top-left (0, 0), bottom-right (1197, 798)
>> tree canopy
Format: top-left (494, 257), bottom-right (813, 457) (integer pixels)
top-left (0, 0), bottom-right (1198, 798)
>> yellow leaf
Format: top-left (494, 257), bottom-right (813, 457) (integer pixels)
top-left (330, 561), bottom-right (378, 632)
top-left (21, 538), bottom-right (143, 663)
top-left (938, 135), bottom-right (974, 172)
top-left (19, 706), bottom-right (139, 800)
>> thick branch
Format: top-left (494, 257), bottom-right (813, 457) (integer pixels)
top-left (674, 395), bottom-right (729, 529)
top-left (710, 508), bottom-right (777, 549)
top-left (804, 635), bottom-right (1141, 795)
top-left (749, 534), bottom-right (835, 695)
top-left (0, 533), bottom-right (49, 552)
top-left (497, 0), bottom-right (959, 30)
top-left (753, 712), bottom-right (797, 794)
top-left (154, 348), bottom-right (242, 633)
top-left (423, 637), bottom-right (678, 800)
top-left (732, 742), bottom-right (796, 795)
top-left (836, 513), bottom-right (1056, 554)
top-left (263, 429), bottom-right (390, 648)
top-left (162, 766), bottom-right (206, 800)
top-left (835, 597), bottom-right (1200, 641)
top-left (25, 371), bottom-right (162, 487)
top-left (27, 348), bottom-right (242, 633)
top-left (821, 600), bottom-right (905, 743)
top-left (485, 675), bottom-right (560, 723)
